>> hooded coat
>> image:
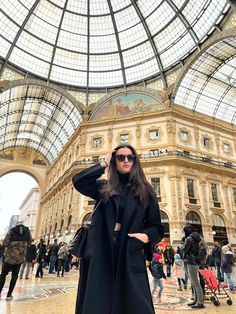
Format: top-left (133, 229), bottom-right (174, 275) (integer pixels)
top-left (181, 231), bottom-right (201, 265)
top-left (3, 224), bottom-right (32, 265)
top-left (171, 255), bottom-right (185, 278)
top-left (72, 164), bottom-right (164, 314)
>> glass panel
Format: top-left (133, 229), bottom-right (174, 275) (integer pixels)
top-left (211, 183), bottom-right (219, 202)
top-left (187, 179), bottom-right (195, 198)
top-left (151, 178), bottom-right (160, 196)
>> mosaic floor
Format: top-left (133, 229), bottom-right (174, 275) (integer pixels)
top-left (0, 268), bottom-right (235, 314)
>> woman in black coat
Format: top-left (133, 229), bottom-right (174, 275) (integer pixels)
top-left (72, 144), bottom-right (164, 314)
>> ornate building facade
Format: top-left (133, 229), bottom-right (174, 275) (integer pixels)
top-left (36, 91), bottom-right (236, 250)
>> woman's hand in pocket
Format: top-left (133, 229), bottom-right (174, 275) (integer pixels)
top-left (128, 233), bottom-right (149, 243)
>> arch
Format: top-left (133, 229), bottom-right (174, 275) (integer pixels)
top-left (160, 210), bottom-right (170, 240)
top-left (67, 215), bottom-right (72, 229)
top-left (89, 86), bottom-right (164, 120)
top-left (0, 79), bottom-right (84, 164)
top-left (0, 163), bottom-right (46, 194)
top-left (1, 79), bottom-right (85, 113)
top-left (82, 212), bottom-right (92, 225)
top-left (186, 211), bottom-right (202, 235)
top-left (172, 28), bottom-right (236, 125)
top-left (212, 214), bottom-right (228, 244)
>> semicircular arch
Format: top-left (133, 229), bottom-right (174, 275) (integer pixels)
top-left (172, 28), bottom-right (236, 125)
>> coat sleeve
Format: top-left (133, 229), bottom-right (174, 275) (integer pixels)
top-left (72, 163), bottom-right (105, 200)
top-left (3, 232), bottom-right (10, 247)
top-left (181, 237), bottom-right (191, 256)
top-left (143, 198), bottom-right (164, 245)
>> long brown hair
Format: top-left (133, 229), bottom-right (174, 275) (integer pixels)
top-left (101, 144), bottom-right (157, 207)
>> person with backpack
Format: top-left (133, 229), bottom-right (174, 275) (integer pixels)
top-left (0, 222), bottom-right (32, 300)
top-left (151, 252), bottom-right (166, 302)
top-left (181, 224), bottom-right (206, 309)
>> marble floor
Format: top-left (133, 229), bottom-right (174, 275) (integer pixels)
top-left (0, 269), bottom-right (235, 314)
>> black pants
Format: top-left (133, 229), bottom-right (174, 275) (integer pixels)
top-left (0, 262), bottom-right (21, 297)
top-left (57, 259), bottom-right (66, 276)
top-left (36, 260), bottom-right (43, 277)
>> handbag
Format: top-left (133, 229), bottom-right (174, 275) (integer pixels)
top-left (68, 200), bottom-right (101, 258)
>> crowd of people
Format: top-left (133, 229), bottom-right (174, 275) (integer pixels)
top-left (150, 224), bottom-right (236, 309)
top-left (0, 144), bottom-right (236, 314)
top-left (0, 222), bottom-right (79, 300)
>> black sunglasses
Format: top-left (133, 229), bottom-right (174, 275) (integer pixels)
top-left (115, 154), bottom-right (136, 162)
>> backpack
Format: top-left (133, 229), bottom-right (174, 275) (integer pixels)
top-left (197, 237), bottom-right (207, 264)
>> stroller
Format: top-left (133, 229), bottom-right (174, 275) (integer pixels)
top-left (199, 269), bottom-right (233, 306)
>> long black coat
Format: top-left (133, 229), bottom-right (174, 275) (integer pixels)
top-left (72, 164), bottom-right (164, 314)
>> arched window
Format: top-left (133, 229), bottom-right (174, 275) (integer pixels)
top-left (212, 214), bottom-right (225, 227)
top-left (186, 211), bottom-right (202, 235)
top-left (67, 215), bottom-right (72, 229)
top-left (212, 214), bottom-right (227, 244)
top-left (82, 213), bottom-right (92, 225)
top-left (60, 219), bottom-right (64, 234)
top-left (54, 222), bottom-right (57, 235)
top-left (160, 210), bottom-right (169, 239)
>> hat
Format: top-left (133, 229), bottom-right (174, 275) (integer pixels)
top-left (174, 253), bottom-right (181, 260)
top-left (183, 224), bottom-right (194, 235)
top-left (153, 253), bottom-right (162, 261)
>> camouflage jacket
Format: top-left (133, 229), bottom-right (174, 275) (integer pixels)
top-left (3, 224), bottom-right (32, 265)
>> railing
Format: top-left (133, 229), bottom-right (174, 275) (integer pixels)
top-left (42, 150), bottom-right (236, 201)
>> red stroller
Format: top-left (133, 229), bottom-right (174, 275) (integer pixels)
top-left (199, 269), bottom-right (233, 306)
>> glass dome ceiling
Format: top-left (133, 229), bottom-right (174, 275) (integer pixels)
top-left (0, 0), bottom-right (229, 89)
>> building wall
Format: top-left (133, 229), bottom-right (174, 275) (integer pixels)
top-left (39, 102), bottom-right (236, 249)
top-left (18, 187), bottom-right (40, 238)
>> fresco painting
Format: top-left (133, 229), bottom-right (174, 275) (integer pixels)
top-left (91, 93), bottom-right (162, 120)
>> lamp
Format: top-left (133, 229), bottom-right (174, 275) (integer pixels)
top-left (174, 228), bottom-right (178, 233)
top-left (211, 231), bottom-right (216, 235)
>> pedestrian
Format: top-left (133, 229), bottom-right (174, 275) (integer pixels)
top-left (181, 224), bottom-right (205, 309)
top-left (212, 242), bottom-right (223, 281)
top-left (48, 239), bottom-right (59, 274)
top-left (72, 144), bottom-right (164, 314)
top-left (171, 253), bottom-right (186, 291)
top-left (163, 244), bottom-right (174, 277)
top-left (57, 242), bottom-right (69, 277)
top-left (35, 240), bottom-right (47, 278)
top-left (0, 222), bottom-right (32, 300)
top-left (19, 238), bottom-right (37, 279)
top-left (151, 252), bottom-right (166, 302)
top-left (221, 246), bottom-right (236, 293)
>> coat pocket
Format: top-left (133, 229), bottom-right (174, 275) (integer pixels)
top-left (129, 238), bottom-right (146, 273)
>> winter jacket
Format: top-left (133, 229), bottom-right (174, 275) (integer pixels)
top-left (58, 246), bottom-right (69, 260)
top-left (36, 244), bottom-right (47, 262)
top-left (212, 247), bottom-right (222, 266)
top-left (171, 258), bottom-right (185, 279)
top-left (181, 231), bottom-right (201, 265)
top-left (25, 243), bottom-right (37, 262)
top-left (3, 224), bottom-right (32, 265)
top-left (163, 247), bottom-right (174, 265)
top-left (151, 259), bottom-right (166, 279)
top-left (222, 251), bottom-right (234, 274)
top-left (48, 242), bottom-right (59, 257)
